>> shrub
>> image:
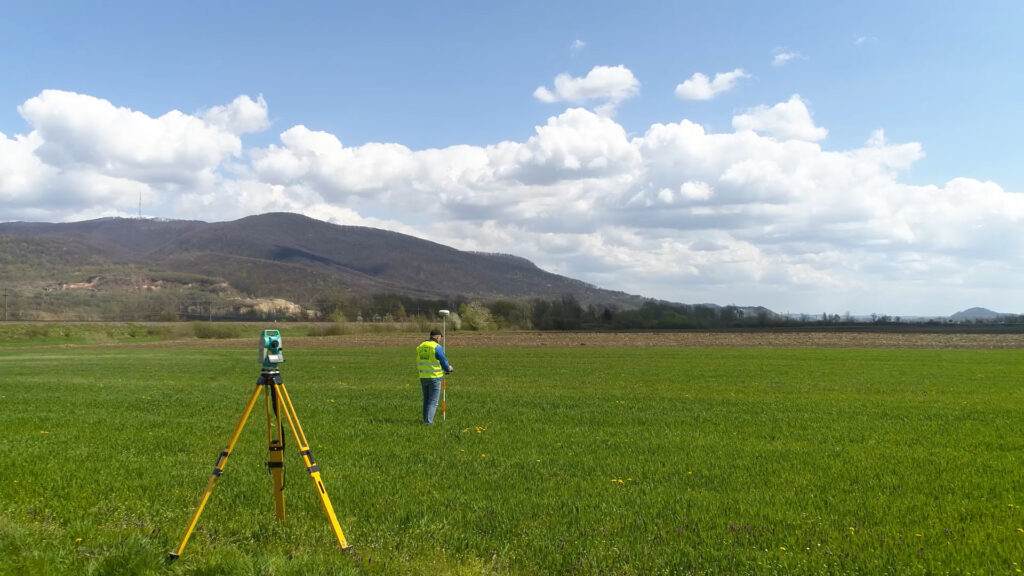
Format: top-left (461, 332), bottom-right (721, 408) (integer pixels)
top-left (307, 322), bottom-right (348, 337)
top-left (191, 322), bottom-right (243, 339)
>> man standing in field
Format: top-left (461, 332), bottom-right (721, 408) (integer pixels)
top-left (416, 329), bottom-right (453, 425)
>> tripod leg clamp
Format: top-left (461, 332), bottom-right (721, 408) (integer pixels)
top-left (212, 450), bottom-right (229, 476)
top-left (300, 449), bottom-right (321, 473)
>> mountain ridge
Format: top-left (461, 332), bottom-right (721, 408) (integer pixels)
top-left (0, 212), bottom-right (649, 311)
top-left (1, 213), bottom-right (1011, 321)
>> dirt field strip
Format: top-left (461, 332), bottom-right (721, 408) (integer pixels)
top-left (286, 331), bottom-right (1024, 350)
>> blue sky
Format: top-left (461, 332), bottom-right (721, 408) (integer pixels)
top-left (1, 1), bottom-right (1022, 316)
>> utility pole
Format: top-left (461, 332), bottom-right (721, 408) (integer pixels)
top-left (2, 288), bottom-right (7, 321)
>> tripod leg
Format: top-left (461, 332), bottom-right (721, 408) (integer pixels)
top-left (277, 382), bottom-right (350, 549)
top-left (266, 381), bottom-right (286, 521)
top-left (168, 382), bottom-right (264, 561)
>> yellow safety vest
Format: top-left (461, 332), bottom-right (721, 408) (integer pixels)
top-left (416, 340), bottom-right (443, 378)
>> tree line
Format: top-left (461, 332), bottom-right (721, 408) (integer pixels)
top-left (314, 295), bottom-right (1024, 331)
top-left (5, 286), bottom-right (1024, 330)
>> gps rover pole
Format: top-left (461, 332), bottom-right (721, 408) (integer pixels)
top-left (439, 309), bottom-right (450, 421)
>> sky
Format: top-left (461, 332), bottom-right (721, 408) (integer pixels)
top-left (1, 1), bottom-right (1022, 317)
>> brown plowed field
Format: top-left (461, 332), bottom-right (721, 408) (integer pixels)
top-left (304, 331), bottom-right (1024, 349)
top-left (168, 330), bottom-right (1024, 350)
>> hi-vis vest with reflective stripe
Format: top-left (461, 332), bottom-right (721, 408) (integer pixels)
top-left (417, 340), bottom-right (443, 378)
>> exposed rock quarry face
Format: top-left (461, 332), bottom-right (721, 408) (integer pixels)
top-left (234, 297), bottom-right (303, 316)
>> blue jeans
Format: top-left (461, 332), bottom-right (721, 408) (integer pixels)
top-left (420, 378), bottom-right (442, 424)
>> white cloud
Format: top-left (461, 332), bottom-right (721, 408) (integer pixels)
top-left (854, 129), bottom-right (923, 171)
top-left (3, 89), bottom-right (1023, 316)
top-left (18, 90), bottom-right (243, 184)
top-left (0, 131), bottom-right (49, 203)
top-left (771, 48), bottom-right (803, 67)
top-left (201, 94), bottom-right (270, 134)
top-left (674, 68), bottom-right (749, 100)
top-left (251, 125), bottom-right (419, 198)
top-left (248, 107), bottom-right (640, 228)
top-left (732, 95), bottom-right (828, 142)
top-left (499, 107), bottom-right (641, 185)
top-left (570, 39), bottom-right (586, 54)
top-left (534, 65), bottom-right (639, 115)
top-left (2, 90), bottom-right (272, 221)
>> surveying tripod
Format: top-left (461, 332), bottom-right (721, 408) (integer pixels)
top-left (169, 354), bottom-right (349, 560)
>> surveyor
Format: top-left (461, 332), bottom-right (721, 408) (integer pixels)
top-left (416, 329), bottom-right (453, 424)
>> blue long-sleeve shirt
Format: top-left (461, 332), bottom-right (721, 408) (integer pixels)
top-left (434, 344), bottom-right (452, 374)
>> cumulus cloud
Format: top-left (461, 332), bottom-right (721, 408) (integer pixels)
top-left (674, 68), bottom-right (749, 100)
top-left (251, 125), bottom-right (419, 197)
top-left (201, 94), bottom-right (270, 134)
top-left (2, 90), bottom-right (273, 221)
top-left (732, 95), bottom-right (828, 141)
top-left (0, 131), bottom-right (49, 203)
top-left (2, 88), bottom-right (1022, 315)
top-left (18, 90), bottom-right (243, 184)
top-left (534, 65), bottom-right (639, 115)
top-left (500, 107), bottom-right (641, 185)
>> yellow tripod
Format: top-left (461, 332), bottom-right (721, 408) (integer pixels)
top-left (168, 368), bottom-right (349, 560)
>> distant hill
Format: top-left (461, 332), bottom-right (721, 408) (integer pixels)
top-left (949, 307), bottom-right (1005, 321)
top-left (0, 213), bottom-right (648, 316)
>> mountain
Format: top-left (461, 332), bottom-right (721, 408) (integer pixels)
top-left (0, 213), bottom-right (648, 314)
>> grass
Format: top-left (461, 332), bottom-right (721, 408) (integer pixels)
top-left (0, 340), bottom-right (1021, 575)
top-left (0, 322), bottom-right (430, 348)
top-left (0, 323), bottom-right (205, 346)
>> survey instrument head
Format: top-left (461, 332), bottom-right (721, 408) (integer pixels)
top-left (259, 329), bottom-right (284, 368)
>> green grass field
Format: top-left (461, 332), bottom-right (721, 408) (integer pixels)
top-left (0, 337), bottom-right (1021, 575)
